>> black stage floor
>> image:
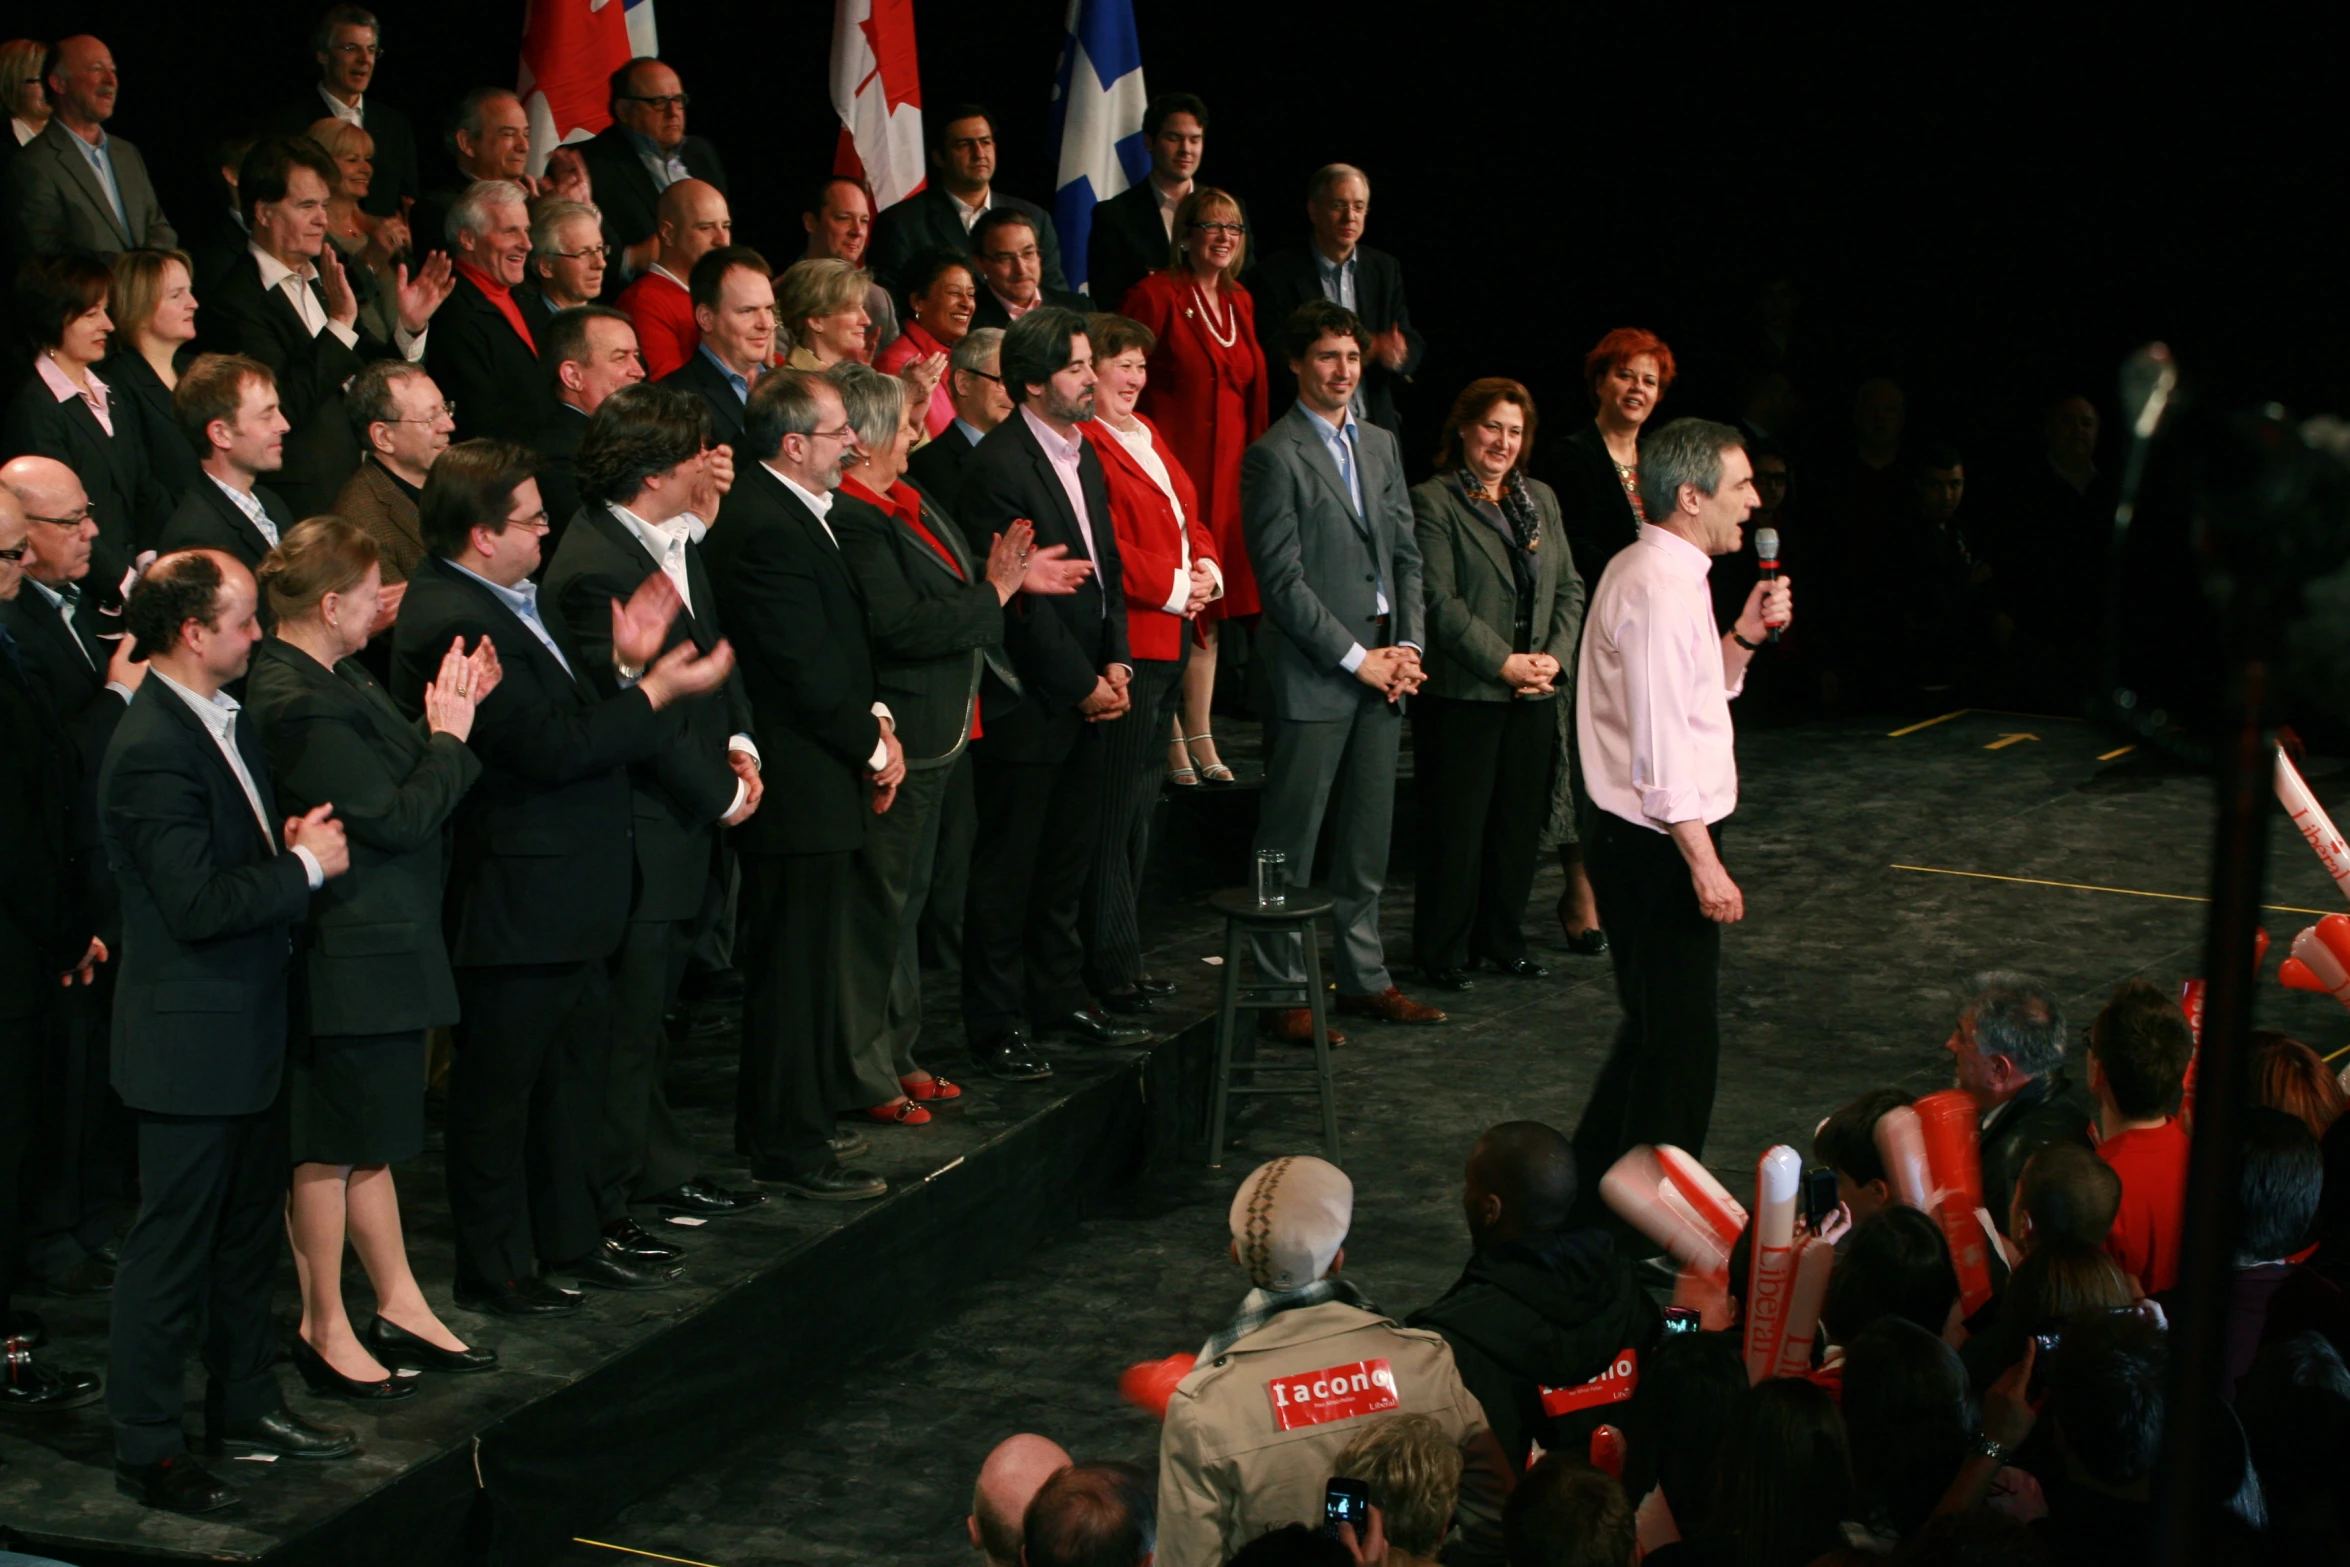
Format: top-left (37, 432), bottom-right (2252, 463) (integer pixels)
top-left (9, 709), bottom-right (2350, 1565)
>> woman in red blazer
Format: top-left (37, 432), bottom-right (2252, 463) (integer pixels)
top-left (1119, 186), bottom-right (1267, 785)
top-left (1084, 313), bottom-right (1222, 1009)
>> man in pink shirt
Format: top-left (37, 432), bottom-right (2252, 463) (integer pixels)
top-left (1566, 418), bottom-right (1791, 1245)
top-left (2085, 979), bottom-right (2195, 1293)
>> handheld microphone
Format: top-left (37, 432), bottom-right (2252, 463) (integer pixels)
top-left (1754, 527), bottom-right (1782, 643)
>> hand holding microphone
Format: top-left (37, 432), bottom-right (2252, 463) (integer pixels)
top-left (1744, 528), bottom-right (1793, 644)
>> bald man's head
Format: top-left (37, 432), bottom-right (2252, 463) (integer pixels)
top-left (1464, 1121), bottom-right (1579, 1248)
top-left (0, 483), bottom-right (26, 603)
top-left (655, 179), bottom-right (732, 273)
top-left (1, 456), bottom-right (95, 587)
top-left (967, 1433), bottom-right (1071, 1567)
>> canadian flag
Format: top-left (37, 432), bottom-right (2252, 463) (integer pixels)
top-left (518, 0), bottom-right (637, 175)
top-left (831, 0), bottom-right (925, 210)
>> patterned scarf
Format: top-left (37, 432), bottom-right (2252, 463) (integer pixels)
top-left (1460, 468), bottom-right (1542, 597)
top-left (1199, 1277), bottom-right (1377, 1362)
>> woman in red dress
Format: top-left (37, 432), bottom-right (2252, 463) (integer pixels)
top-left (1119, 186), bottom-right (1267, 785)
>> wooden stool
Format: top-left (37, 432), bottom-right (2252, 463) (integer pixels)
top-left (1204, 885), bottom-right (1340, 1167)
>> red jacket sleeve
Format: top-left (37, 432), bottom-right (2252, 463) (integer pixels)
top-left (1235, 285), bottom-right (1271, 438)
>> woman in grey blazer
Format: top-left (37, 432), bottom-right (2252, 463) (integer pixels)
top-left (247, 518), bottom-right (500, 1398)
top-left (1409, 379), bottom-right (1585, 989)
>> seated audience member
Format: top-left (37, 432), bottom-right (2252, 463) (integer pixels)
top-left (1814, 1088), bottom-right (1913, 1228)
top-left (6, 34), bottom-right (177, 257)
top-left (307, 118), bottom-right (407, 347)
top-left (2008, 1141), bottom-right (2123, 1254)
top-left (1843, 1317), bottom-right (2027, 1542)
top-left (101, 247), bottom-right (206, 517)
top-left (662, 246), bottom-right (772, 449)
top-left (876, 248), bottom-right (975, 436)
top-left (1657, 1378), bottom-right (1855, 1567)
top-left (1618, 1330), bottom-right (1747, 1555)
top-left (428, 180), bottom-right (550, 443)
top-left (103, 549), bottom-right (357, 1510)
top-left (4, 36), bottom-right (51, 148)
top-left (522, 198), bottom-right (607, 317)
top-left (1410, 1121), bottom-right (1662, 1471)
top-left (1335, 1414), bottom-right (1464, 1567)
top-left (1249, 163), bottom-right (1421, 437)
top-left (966, 1433), bottom-right (1074, 1567)
top-left (188, 133), bottom-right (261, 299)
top-left (534, 304), bottom-right (645, 541)
top-left (2083, 979), bottom-right (2193, 1293)
top-left (1960, 1238), bottom-right (2134, 1399)
top-left (1503, 1456), bottom-right (1635, 1567)
top-left (2252, 1029), bottom-right (2346, 1139)
top-left (868, 104), bottom-right (1069, 296)
top-left (2236, 1332), bottom-right (2350, 1561)
top-left (245, 517), bottom-right (497, 1395)
top-left (968, 207), bottom-right (1085, 332)
top-left (410, 88), bottom-right (532, 262)
top-left (283, 5), bottom-right (417, 219)
top-left (335, 359), bottom-right (452, 583)
top-left (1086, 92), bottom-right (1208, 314)
top-left (1023, 1461), bottom-right (1154, 1567)
top-left (577, 58), bottom-right (727, 287)
top-left (161, 354), bottom-right (297, 594)
top-left (801, 176), bottom-right (898, 354)
top-left (613, 178), bottom-right (732, 380)
top-left (1945, 972), bottom-right (2093, 1235)
top-left (389, 438), bottom-right (732, 1310)
top-left (205, 133), bottom-right (452, 515)
top-left (1155, 1156), bottom-right (1509, 1567)
top-left (2033, 1313), bottom-right (2167, 1565)
top-left (1821, 1206), bottom-right (1961, 1350)
top-left (7, 253), bottom-right (169, 577)
top-left (2155, 1105), bottom-right (2321, 1396)
top-left (0, 452), bottom-right (144, 730)
top-left (906, 325), bottom-right (1008, 502)
top-left (777, 256), bottom-right (874, 371)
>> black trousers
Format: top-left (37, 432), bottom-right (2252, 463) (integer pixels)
top-left (449, 962), bottom-right (609, 1284)
top-left (107, 1104), bottom-right (289, 1463)
top-left (603, 918), bottom-right (702, 1209)
top-left (0, 1005), bottom-right (40, 1311)
top-left (736, 851), bottom-right (854, 1179)
top-left (1086, 656), bottom-right (1185, 994)
top-left (1411, 694), bottom-right (1558, 973)
top-left (1566, 809), bottom-right (1724, 1239)
top-left (962, 729), bottom-right (1107, 1044)
top-left (918, 752), bottom-right (976, 977)
top-left (24, 972), bottom-right (136, 1280)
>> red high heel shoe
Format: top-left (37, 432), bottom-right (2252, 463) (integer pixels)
top-left (863, 1098), bottom-right (932, 1125)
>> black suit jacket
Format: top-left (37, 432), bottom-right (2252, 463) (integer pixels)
top-left (1, 583), bottom-right (126, 941)
top-left (1980, 1067), bottom-right (2097, 1235)
top-left (969, 284), bottom-right (1088, 335)
top-left (833, 484), bottom-right (1012, 766)
top-left (3, 364), bottom-right (171, 576)
top-left (1086, 182), bottom-right (1171, 320)
top-left (531, 403), bottom-right (592, 559)
top-left (388, 553), bottom-right (674, 966)
top-left (578, 126), bottom-right (729, 284)
top-left (99, 350), bottom-right (204, 524)
top-left (905, 420), bottom-right (982, 513)
top-left (955, 412), bottom-right (1130, 763)
top-left (1250, 243), bottom-right (1424, 437)
top-left (201, 251), bottom-right (403, 514)
top-left (243, 637), bottom-right (480, 1036)
top-left (427, 272), bottom-right (553, 443)
top-left (701, 465), bottom-right (882, 856)
top-left (276, 91), bottom-right (419, 219)
top-left (544, 502), bottom-right (754, 922)
top-left (0, 629), bottom-right (86, 1019)
top-left (1549, 421), bottom-right (1645, 583)
top-left (659, 350), bottom-right (750, 451)
top-left (159, 479), bottom-right (297, 613)
top-left (99, 676), bottom-right (313, 1116)
top-left (869, 185), bottom-right (1068, 297)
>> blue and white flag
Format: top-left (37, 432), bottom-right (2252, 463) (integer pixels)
top-left (1049, 0), bottom-right (1148, 296)
top-left (623, 0), bottom-right (659, 59)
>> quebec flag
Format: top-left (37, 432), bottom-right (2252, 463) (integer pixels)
top-left (1049, 0), bottom-right (1148, 297)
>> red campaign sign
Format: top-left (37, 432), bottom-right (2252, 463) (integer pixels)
top-left (1539, 1349), bottom-right (1640, 1417)
top-left (1266, 1358), bottom-right (1401, 1432)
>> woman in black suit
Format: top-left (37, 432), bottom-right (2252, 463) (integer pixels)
top-left (1410, 378), bottom-right (1585, 988)
top-left (247, 518), bottom-right (502, 1397)
top-left (101, 247), bottom-right (206, 513)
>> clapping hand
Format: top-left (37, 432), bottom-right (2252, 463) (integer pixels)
top-left (394, 251), bottom-right (457, 334)
top-left (285, 803), bottom-right (351, 880)
top-left (543, 146), bottom-right (593, 204)
top-left (367, 579), bottom-right (406, 638)
top-left (900, 350), bottom-right (948, 404)
top-left (60, 936), bottom-right (108, 988)
top-left (423, 634), bottom-right (493, 742)
top-left (105, 635), bottom-right (146, 694)
top-left (1369, 324), bottom-right (1411, 372)
top-left (612, 570), bottom-right (685, 672)
top-left (722, 748), bottom-right (764, 825)
top-left (638, 637), bottom-right (735, 710)
top-left (703, 442), bottom-right (736, 499)
top-left (464, 635), bottom-right (504, 702)
top-left (317, 243), bottom-right (360, 329)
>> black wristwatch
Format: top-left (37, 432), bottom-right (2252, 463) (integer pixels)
top-left (1730, 628), bottom-right (1765, 652)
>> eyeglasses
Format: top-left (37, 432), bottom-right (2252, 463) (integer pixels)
top-left (963, 369), bottom-right (1003, 384)
top-left (981, 247), bottom-right (1040, 265)
top-left (1190, 221), bottom-right (1247, 237)
top-left (0, 543), bottom-right (26, 562)
top-left (549, 244), bottom-right (608, 262)
top-left (807, 424), bottom-right (856, 444)
top-left (329, 41), bottom-right (383, 58)
top-left (508, 514), bottom-right (552, 535)
top-left (387, 400), bottom-right (457, 423)
top-left (620, 93), bottom-right (690, 111)
top-left (24, 509), bottom-right (92, 528)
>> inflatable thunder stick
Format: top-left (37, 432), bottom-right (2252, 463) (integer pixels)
top-left (1873, 1105), bottom-right (1934, 1212)
top-left (1770, 1234), bottom-right (1835, 1379)
top-left (2276, 750), bottom-right (2350, 906)
top-left (2183, 927), bottom-right (2269, 1123)
top-left (1913, 1090), bottom-right (1996, 1316)
top-left (2281, 916), bottom-right (2350, 1009)
top-left (1601, 1147), bottom-right (1734, 1277)
top-left (1744, 1146), bottom-right (1803, 1385)
top-left (1654, 1146), bottom-right (1750, 1243)
top-left (1117, 1354), bottom-right (1197, 1420)
top-left (1589, 1425), bottom-right (1628, 1481)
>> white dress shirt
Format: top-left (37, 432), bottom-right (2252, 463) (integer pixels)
top-left (316, 84), bottom-right (365, 128)
top-left (1021, 404), bottom-right (1103, 597)
top-left (150, 671), bottom-right (324, 888)
top-left (1097, 416), bottom-right (1222, 614)
top-left (609, 502), bottom-right (761, 812)
top-left (762, 464), bottom-right (895, 771)
top-left (1576, 524), bottom-right (1744, 832)
top-left (24, 578), bottom-right (134, 699)
top-left (251, 242), bottom-right (426, 358)
top-left (1153, 179), bottom-right (1188, 239)
top-left (950, 189), bottom-right (989, 233)
top-left (208, 473), bottom-right (281, 549)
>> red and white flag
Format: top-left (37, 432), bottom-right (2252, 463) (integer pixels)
top-left (831, 0), bottom-right (925, 209)
top-left (518, 0), bottom-right (635, 175)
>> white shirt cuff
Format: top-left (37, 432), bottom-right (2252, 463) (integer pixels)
top-left (325, 320), bottom-right (360, 351)
top-left (1203, 558), bottom-right (1225, 598)
top-left (106, 681), bottom-right (137, 703)
top-left (723, 777), bottom-right (749, 820)
top-left (292, 845), bottom-right (325, 889)
top-left (394, 323), bottom-right (428, 361)
top-left (728, 734), bottom-right (760, 769)
top-left (867, 702), bottom-right (893, 772)
top-left (1162, 568), bottom-right (1189, 616)
top-left (1340, 642), bottom-right (1367, 674)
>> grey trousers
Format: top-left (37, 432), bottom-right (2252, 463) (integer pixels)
top-left (844, 757), bottom-right (959, 1102)
top-left (1250, 692), bottom-right (1402, 994)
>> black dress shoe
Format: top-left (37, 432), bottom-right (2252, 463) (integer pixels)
top-left (1133, 973), bottom-right (1176, 997)
top-left (1422, 966), bottom-right (1478, 991)
top-left (363, 1315), bottom-right (498, 1375)
top-left (289, 1334), bottom-right (415, 1403)
top-left (828, 1129), bottom-right (871, 1159)
top-left (206, 1404), bottom-right (357, 1461)
top-left (1098, 987), bottom-right (1156, 1016)
top-left (771, 1163), bottom-right (888, 1202)
top-left (1564, 927), bottom-right (1609, 956)
top-left (1051, 1006), bottom-right (1153, 1045)
top-left (451, 1276), bottom-right (584, 1317)
top-left (648, 1176), bottom-right (766, 1218)
top-left (1490, 957), bottom-right (1550, 978)
top-left (970, 1030), bottom-right (1054, 1082)
top-left (117, 1455), bottom-right (237, 1513)
top-left (603, 1217), bottom-right (685, 1264)
top-left (4, 1308), bottom-right (48, 1349)
top-left (554, 1240), bottom-right (682, 1291)
top-left (0, 1354), bottom-right (101, 1413)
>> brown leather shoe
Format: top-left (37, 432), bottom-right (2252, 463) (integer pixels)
top-left (1336, 986), bottom-right (1448, 1024)
top-left (1259, 1008), bottom-right (1346, 1047)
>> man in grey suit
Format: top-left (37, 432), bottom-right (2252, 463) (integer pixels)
top-left (5, 36), bottom-right (176, 258)
top-left (1243, 300), bottom-right (1447, 1044)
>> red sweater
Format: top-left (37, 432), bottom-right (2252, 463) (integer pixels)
top-left (2102, 1119), bottom-right (2191, 1294)
top-left (617, 268), bottom-right (698, 381)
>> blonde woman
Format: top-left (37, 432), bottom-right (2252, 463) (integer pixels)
top-left (2, 37), bottom-right (48, 145)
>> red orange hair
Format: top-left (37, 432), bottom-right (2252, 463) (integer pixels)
top-left (1584, 327), bottom-right (1677, 410)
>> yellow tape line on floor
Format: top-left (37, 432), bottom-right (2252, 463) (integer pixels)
top-left (1889, 864), bottom-right (2334, 917)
